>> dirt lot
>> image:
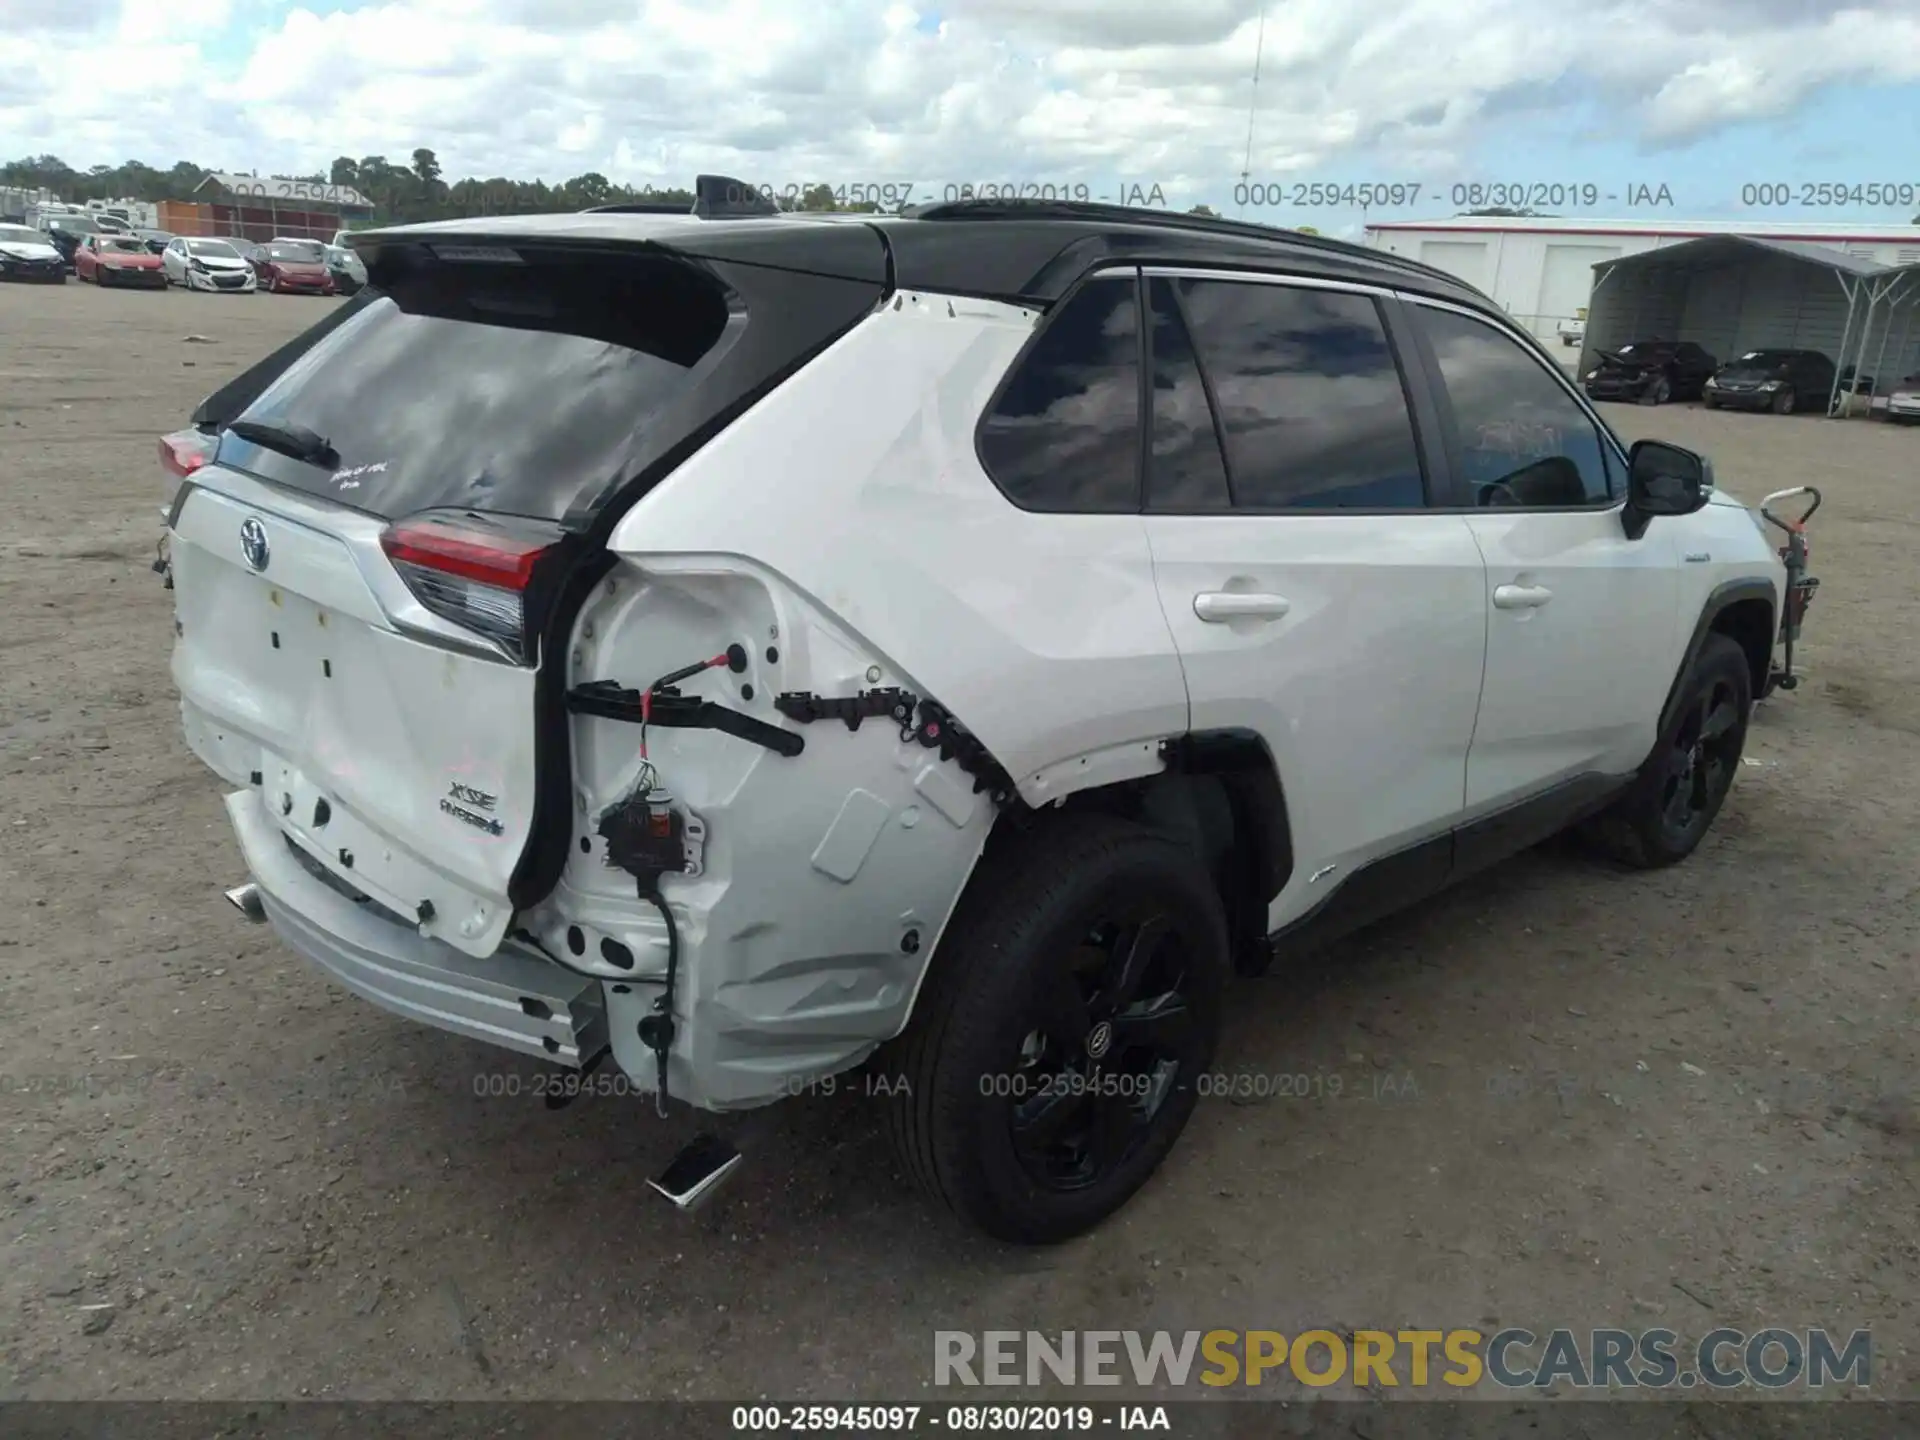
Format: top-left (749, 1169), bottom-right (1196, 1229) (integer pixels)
top-left (1, 279), bottom-right (1915, 1405)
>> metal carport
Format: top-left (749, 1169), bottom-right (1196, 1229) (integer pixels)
top-left (1579, 236), bottom-right (1920, 417)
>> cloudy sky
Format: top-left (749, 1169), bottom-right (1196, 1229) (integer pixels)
top-left (5, 0), bottom-right (1920, 233)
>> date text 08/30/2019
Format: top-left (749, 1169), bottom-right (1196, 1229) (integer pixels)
top-left (730, 1405), bottom-right (1167, 1432)
top-left (719, 181), bottom-right (1170, 209)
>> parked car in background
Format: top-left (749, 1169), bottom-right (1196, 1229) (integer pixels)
top-left (162, 236), bottom-right (257, 293)
top-left (75, 232), bottom-right (167, 288)
top-left (1557, 313), bottom-right (1586, 347)
top-left (42, 212), bottom-right (102, 269)
top-left (324, 242), bottom-right (367, 295)
top-left (1702, 349), bottom-right (1835, 415)
top-left (132, 228), bottom-right (175, 255)
top-left (1582, 339), bottom-right (1717, 405)
top-left (89, 211), bottom-right (133, 235)
top-left (243, 240), bottom-right (336, 295)
top-left (0, 222), bottom-right (67, 282)
top-left (1883, 374), bottom-right (1920, 425)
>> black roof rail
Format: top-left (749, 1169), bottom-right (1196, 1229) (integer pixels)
top-left (901, 198), bottom-right (1464, 288)
top-left (582, 202), bottom-right (691, 215)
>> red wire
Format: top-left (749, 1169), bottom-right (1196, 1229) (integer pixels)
top-left (636, 653), bottom-right (728, 763)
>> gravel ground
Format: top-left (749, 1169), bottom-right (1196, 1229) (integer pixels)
top-left (0, 279), bottom-right (1915, 1404)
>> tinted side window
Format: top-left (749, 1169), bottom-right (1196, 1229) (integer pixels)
top-left (1418, 305), bottom-right (1614, 508)
top-left (1145, 278), bottom-right (1231, 510)
top-left (979, 277), bottom-right (1141, 513)
top-left (1176, 279), bottom-right (1426, 509)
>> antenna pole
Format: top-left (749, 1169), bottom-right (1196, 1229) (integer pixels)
top-left (1239, 7), bottom-right (1268, 217)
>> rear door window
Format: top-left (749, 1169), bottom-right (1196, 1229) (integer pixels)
top-left (1144, 277), bottom-right (1232, 510)
top-left (1174, 278), bottom-right (1428, 509)
top-left (977, 275), bottom-right (1141, 513)
top-left (226, 250), bottom-right (741, 523)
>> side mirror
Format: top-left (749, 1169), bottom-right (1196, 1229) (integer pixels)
top-left (1623, 439), bottom-right (1710, 539)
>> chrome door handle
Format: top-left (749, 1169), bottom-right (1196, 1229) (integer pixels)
top-left (1492, 584), bottom-right (1553, 610)
top-left (1193, 592), bottom-right (1290, 622)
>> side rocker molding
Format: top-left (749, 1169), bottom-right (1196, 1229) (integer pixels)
top-left (1264, 770), bottom-right (1629, 966)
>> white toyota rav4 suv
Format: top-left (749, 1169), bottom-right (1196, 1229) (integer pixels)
top-left (156, 183), bottom-right (1822, 1243)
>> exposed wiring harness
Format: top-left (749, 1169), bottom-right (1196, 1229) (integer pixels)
top-left (628, 653), bottom-right (730, 1116)
top-left (519, 650), bottom-right (734, 1117)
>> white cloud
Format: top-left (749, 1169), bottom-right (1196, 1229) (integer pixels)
top-left (2, 0), bottom-right (1918, 189)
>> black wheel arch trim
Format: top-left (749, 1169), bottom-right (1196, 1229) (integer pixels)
top-left (1656, 578), bottom-right (1776, 741)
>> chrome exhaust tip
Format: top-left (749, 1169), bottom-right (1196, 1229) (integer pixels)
top-left (648, 1133), bottom-right (743, 1212)
top-left (224, 883), bottom-right (266, 923)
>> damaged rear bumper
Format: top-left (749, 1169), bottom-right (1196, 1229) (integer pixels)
top-left (225, 787), bottom-right (607, 1066)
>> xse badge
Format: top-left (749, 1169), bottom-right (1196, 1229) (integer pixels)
top-left (441, 781), bottom-right (503, 836)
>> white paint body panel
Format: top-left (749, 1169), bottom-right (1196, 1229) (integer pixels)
top-left (579, 293), bottom-right (1190, 1106)
top-left (1462, 507), bottom-right (1681, 808)
top-left (1142, 514), bottom-right (1488, 930)
top-left (170, 474), bottom-right (533, 958)
top-left (604, 291), bottom-right (1192, 791)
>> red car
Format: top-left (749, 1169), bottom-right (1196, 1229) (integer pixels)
top-left (244, 241), bottom-right (336, 295)
top-left (75, 233), bottom-right (168, 288)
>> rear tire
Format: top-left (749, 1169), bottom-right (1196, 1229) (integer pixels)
top-left (1582, 634), bottom-right (1751, 869)
top-left (878, 815), bottom-right (1229, 1244)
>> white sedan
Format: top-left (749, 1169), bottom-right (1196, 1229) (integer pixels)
top-left (1886, 374), bottom-right (1920, 425)
top-left (160, 236), bottom-right (257, 293)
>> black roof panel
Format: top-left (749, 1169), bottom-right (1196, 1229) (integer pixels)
top-left (350, 200), bottom-right (1494, 313)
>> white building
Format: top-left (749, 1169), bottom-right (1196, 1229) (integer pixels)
top-left (1363, 216), bottom-right (1920, 344)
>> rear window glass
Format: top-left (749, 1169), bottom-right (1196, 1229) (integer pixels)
top-left (977, 276), bottom-right (1141, 513)
top-left (227, 251), bottom-right (738, 522)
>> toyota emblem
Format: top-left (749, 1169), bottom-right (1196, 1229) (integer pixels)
top-left (1086, 1020), bottom-right (1114, 1061)
top-left (239, 517), bottom-right (270, 572)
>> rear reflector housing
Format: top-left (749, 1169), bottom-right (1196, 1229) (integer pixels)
top-left (380, 510), bottom-right (563, 663)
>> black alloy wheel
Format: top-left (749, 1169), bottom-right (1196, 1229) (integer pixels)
top-left (1008, 906), bottom-right (1202, 1193)
top-left (880, 815), bottom-right (1229, 1243)
top-left (1656, 670), bottom-right (1743, 850)
top-left (1582, 633), bottom-right (1752, 869)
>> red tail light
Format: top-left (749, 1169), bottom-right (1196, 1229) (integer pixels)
top-left (159, 429), bottom-right (214, 480)
top-left (379, 511), bottom-right (562, 661)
